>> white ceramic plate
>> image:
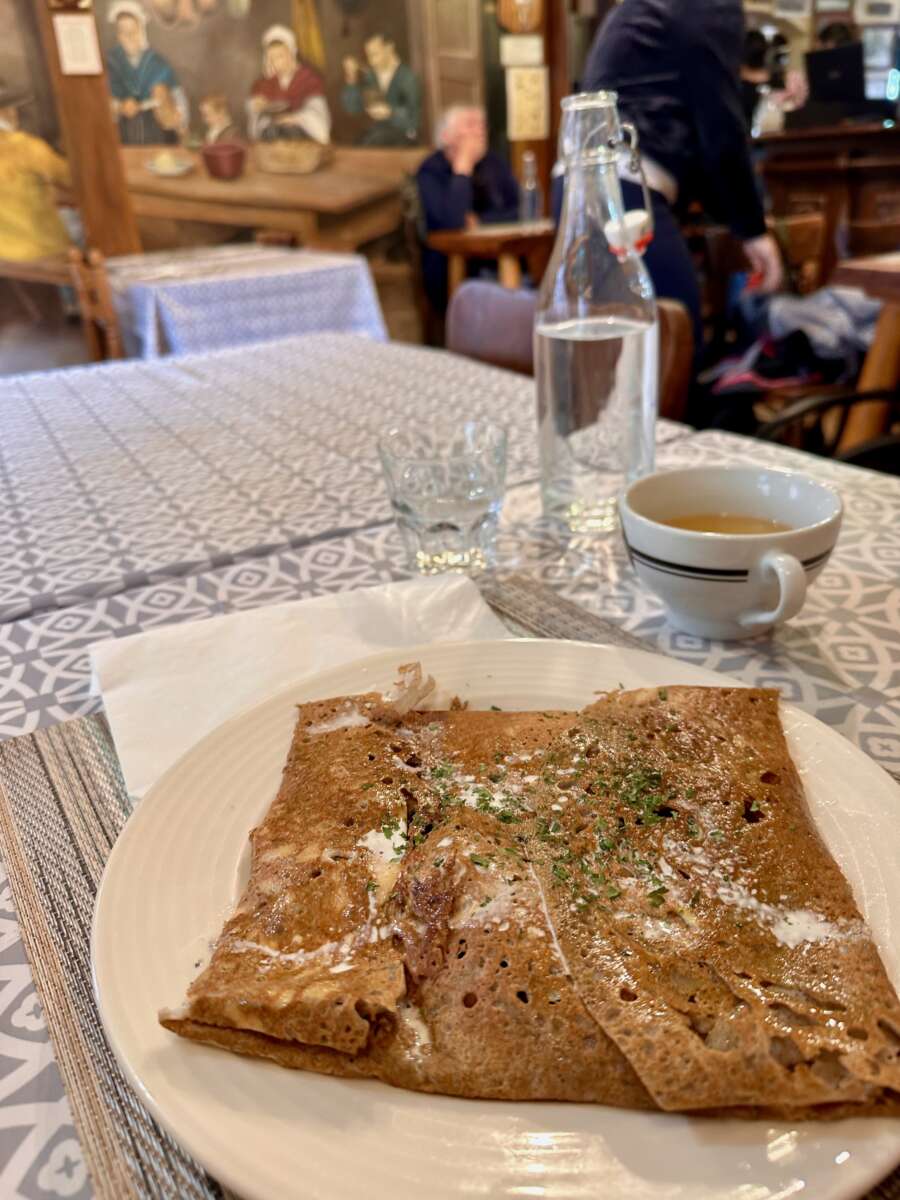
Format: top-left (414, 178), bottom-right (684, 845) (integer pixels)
top-left (145, 156), bottom-right (194, 178)
top-left (92, 640), bottom-right (900, 1200)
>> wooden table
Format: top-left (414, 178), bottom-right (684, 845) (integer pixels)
top-left (830, 252), bottom-right (900, 453)
top-left (120, 146), bottom-right (424, 251)
top-left (426, 219), bottom-right (556, 298)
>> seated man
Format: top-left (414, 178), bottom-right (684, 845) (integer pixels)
top-left (0, 82), bottom-right (72, 262)
top-left (416, 107), bottom-right (519, 311)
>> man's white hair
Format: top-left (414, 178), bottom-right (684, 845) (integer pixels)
top-left (435, 105), bottom-right (485, 147)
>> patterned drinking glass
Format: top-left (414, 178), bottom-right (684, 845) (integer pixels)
top-left (378, 421), bottom-right (509, 574)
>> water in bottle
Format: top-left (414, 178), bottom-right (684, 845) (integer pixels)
top-left (535, 93), bottom-right (658, 535)
top-left (519, 149), bottom-right (543, 222)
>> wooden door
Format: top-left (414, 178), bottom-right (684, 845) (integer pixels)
top-left (421, 0), bottom-right (484, 128)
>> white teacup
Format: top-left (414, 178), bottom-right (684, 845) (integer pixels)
top-left (619, 466), bottom-right (843, 640)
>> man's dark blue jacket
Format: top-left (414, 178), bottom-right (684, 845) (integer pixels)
top-left (416, 149), bottom-right (519, 311)
top-left (583, 0), bottom-right (766, 240)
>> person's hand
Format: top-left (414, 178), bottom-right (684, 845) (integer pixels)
top-left (464, 212), bottom-right (480, 231)
top-left (248, 95), bottom-right (266, 113)
top-left (366, 101), bottom-right (391, 121)
top-left (343, 56), bottom-right (360, 84)
top-left (450, 133), bottom-right (485, 176)
top-left (743, 233), bottom-right (784, 294)
top-left (121, 98), bottom-right (140, 119)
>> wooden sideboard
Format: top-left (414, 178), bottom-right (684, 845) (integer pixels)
top-left (758, 122), bottom-right (900, 278)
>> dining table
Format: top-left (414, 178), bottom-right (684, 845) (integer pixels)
top-left (104, 244), bottom-right (387, 358)
top-left (426, 219), bottom-right (556, 299)
top-left (121, 145), bottom-right (424, 252)
top-left (0, 333), bottom-right (898, 1200)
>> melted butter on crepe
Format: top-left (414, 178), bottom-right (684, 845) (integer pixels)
top-left (161, 678), bottom-right (900, 1117)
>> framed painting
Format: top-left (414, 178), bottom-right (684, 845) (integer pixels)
top-left (855, 0), bottom-right (900, 22)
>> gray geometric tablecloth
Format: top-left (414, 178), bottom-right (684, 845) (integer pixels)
top-left (0, 339), bottom-right (898, 1199)
top-left (0, 334), bottom-right (608, 624)
top-left (106, 245), bottom-right (387, 358)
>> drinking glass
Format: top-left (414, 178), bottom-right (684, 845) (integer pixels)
top-left (378, 421), bottom-right (508, 574)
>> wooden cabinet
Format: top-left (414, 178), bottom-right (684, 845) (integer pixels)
top-left (759, 123), bottom-right (900, 275)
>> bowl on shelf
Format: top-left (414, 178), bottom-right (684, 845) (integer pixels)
top-left (201, 141), bottom-right (247, 181)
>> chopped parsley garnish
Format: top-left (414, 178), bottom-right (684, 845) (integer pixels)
top-left (658, 688), bottom-right (669, 701)
top-left (433, 856), bottom-right (445, 868)
top-left (647, 884), bottom-right (668, 908)
top-left (381, 815), bottom-right (400, 840)
top-left (469, 853), bottom-right (491, 868)
top-left (366, 880), bottom-right (377, 893)
top-left (490, 705), bottom-right (502, 712)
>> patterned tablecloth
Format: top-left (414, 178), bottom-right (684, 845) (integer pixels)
top-left (0, 336), bottom-right (898, 1199)
top-left (105, 245), bottom-right (387, 358)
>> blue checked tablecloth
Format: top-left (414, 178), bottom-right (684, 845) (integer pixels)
top-left (0, 331), bottom-right (898, 1199)
top-left (105, 245), bottom-right (387, 358)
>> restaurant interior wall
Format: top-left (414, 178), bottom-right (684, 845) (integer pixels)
top-left (7, 0), bottom-right (432, 151)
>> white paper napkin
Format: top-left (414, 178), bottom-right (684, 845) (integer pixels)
top-left (89, 577), bottom-right (510, 801)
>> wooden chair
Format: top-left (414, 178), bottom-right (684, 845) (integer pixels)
top-left (657, 299), bottom-right (694, 423)
top-left (689, 211), bottom-right (828, 354)
top-left (402, 176), bottom-right (444, 347)
top-left (445, 281), bottom-right (695, 420)
top-left (68, 248), bottom-right (124, 362)
top-left (755, 387), bottom-right (899, 467)
top-left (0, 254), bottom-right (72, 324)
top-left (768, 212), bottom-right (828, 295)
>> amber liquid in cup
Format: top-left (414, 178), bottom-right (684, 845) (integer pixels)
top-left (662, 514), bottom-right (793, 535)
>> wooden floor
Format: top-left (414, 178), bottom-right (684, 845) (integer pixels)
top-left (0, 259), bottom-right (425, 379)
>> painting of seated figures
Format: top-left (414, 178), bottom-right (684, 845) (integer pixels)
top-left (91, 0), bottom-right (426, 151)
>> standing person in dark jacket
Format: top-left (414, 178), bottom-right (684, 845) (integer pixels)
top-left (416, 107), bottom-right (519, 311)
top-left (581, 0), bottom-right (783, 348)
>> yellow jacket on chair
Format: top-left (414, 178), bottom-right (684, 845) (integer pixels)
top-left (0, 130), bottom-right (72, 261)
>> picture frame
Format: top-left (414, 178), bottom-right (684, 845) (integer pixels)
top-left (855, 0), bottom-right (900, 23)
top-left (863, 24), bottom-right (896, 65)
top-left (774, 0), bottom-right (814, 18)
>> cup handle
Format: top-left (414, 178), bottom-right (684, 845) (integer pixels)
top-left (739, 551), bottom-right (807, 631)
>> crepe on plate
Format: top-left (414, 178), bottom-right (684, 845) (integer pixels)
top-left (161, 669), bottom-right (900, 1116)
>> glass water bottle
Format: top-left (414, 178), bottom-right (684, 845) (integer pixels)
top-left (535, 92), bottom-right (658, 535)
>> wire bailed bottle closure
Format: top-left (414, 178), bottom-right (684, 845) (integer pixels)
top-left (559, 92), bottom-right (655, 258)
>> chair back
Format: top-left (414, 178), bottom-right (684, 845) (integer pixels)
top-left (657, 299), bottom-right (693, 423)
top-left (756, 388), bottom-right (899, 461)
top-left (446, 281), bottom-right (536, 377)
top-left (403, 175), bottom-right (444, 346)
top-left (68, 248), bottom-right (124, 362)
top-left (769, 213), bottom-right (827, 294)
top-left (446, 282), bottom-right (694, 420)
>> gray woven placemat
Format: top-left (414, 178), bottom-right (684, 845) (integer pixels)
top-left (0, 575), bottom-right (897, 1200)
